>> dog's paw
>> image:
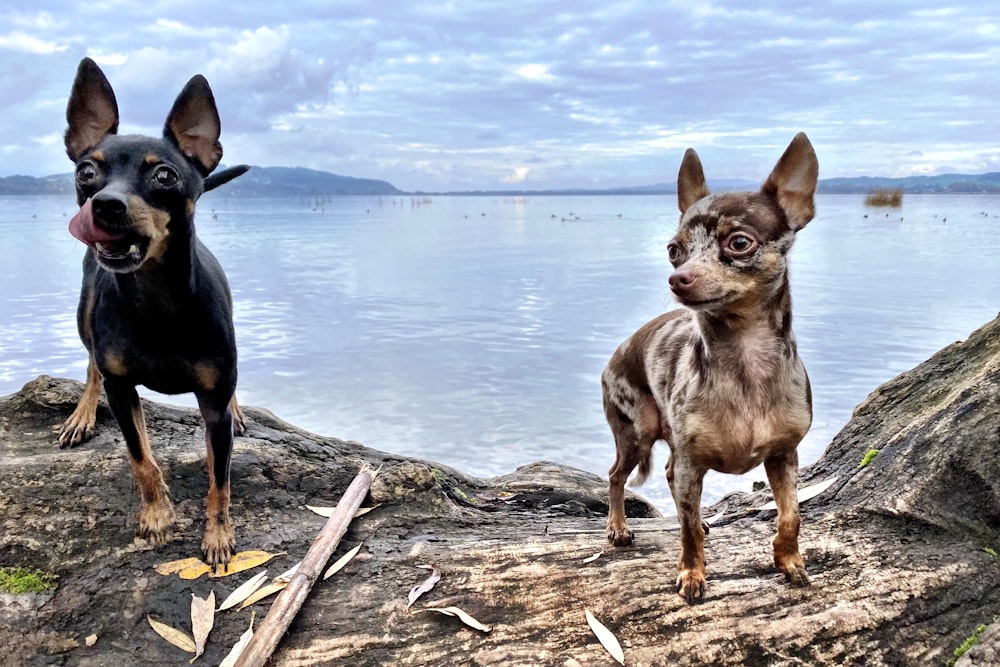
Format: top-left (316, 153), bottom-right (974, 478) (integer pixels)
top-left (202, 520), bottom-right (236, 571)
top-left (676, 567), bottom-right (707, 603)
top-left (137, 499), bottom-right (176, 544)
top-left (606, 523), bottom-right (634, 547)
top-left (58, 416), bottom-right (96, 448)
top-left (776, 555), bottom-right (810, 587)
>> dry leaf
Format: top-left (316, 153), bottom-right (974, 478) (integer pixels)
top-left (585, 609), bottom-right (624, 665)
top-left (154, 550), bottom-right (284, 580)
top-left (85, 634), bottom-right (97, 647)
top-left (237, 562), bottom-right (299, 610)
top-left (189, 591), bottom-right (215, 663)
top-left (323, 543), bottom-right (363, 580)
top-left (219, 610), bottom-right (255, 667)
top-left (147, 615), bottom-right (196, 653)
top-left (218, 571), bottom-right (269, 611)
top-left (705, 503), bottom-right (727, 526)
top-left (154, 557), bottom-right (211, 580)
top-left (582, 551), bottom-right (603, 564)
top-left (407, 564), bottom-right (441, 608)
top-left (238, 580), bottom-right (288, 609)
top-left (752, 476), bottom-right (839, 512)
top-left (306, 504), bottom-right (378, 518)
top-left (209, 550), bottom-right (285, 578)
top-left (425, 606), bottom-right (492, 633)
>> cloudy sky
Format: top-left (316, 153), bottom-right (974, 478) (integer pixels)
top-left (1, 1), bottom-right (998, 191)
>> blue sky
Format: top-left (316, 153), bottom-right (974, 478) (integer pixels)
top-left (1, 1), bottom-right (999, 191)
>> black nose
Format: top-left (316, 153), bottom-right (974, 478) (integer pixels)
top-left (92, 191), bottom-right (128, 223)
top-left (669, 270), bottom-right (696, 292)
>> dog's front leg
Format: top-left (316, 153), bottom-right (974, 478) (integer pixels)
top-left (59, 355), bottom-right (103, 446)
top-left (764, 449), bottom-right (809, 586)
top-left (667, 452), bottom-right (707, 602)
top-left (103, 378), bottom-right (175, 541)
top-left (198, 392), bottom-right (236, 570)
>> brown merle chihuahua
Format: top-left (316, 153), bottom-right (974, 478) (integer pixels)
top-left (602, 133), bottom-right (818, 602)
top-left (59, 57), bottom-right (248, 568)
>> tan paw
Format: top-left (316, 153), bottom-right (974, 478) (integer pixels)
top-left (776, 553), bottom-right (810, 587)
top-left (676, 567), bottom-right (706, 603)
top-left (137, 499), bottom-right (176, 544)
top-left (202, 520), bottom-right (236, 571)
top-left (606, 522), bottom-right (634, 547)
top-left (58, 415), bottom-right (96, 448)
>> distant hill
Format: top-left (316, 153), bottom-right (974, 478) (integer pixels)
top-left (816, 172), bottom-right (1000, 194)
top-left (4, 167), bottom-right (1000, 196)
top-left (0, 166), bottom-right (401, 197)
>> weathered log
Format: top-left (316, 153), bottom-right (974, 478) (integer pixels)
top-left (0, 313), bottom-right (998, 666)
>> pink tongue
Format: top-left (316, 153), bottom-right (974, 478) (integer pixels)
top-left (68, 198), bottom-right (126, 247)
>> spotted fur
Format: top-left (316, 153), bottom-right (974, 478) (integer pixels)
top-left (602, 133), bottom-right (819, 602)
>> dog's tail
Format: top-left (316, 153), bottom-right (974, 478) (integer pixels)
top-left (629, 449), bottom-right (653, 488)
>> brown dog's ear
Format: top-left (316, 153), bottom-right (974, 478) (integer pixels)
top-left (677, 148), bottom-right (711, 214)
top-left (164, 75), bottom-right (222, 175)
top-left (64, 58), bottom-right (120, 162)
top-left (761, 132), bottom-right (819, 230)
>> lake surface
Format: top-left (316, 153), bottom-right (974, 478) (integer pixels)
top-left (2, 192), bottom-right (998, 514)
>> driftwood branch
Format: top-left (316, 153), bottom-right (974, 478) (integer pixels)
top-left (234, 467), bottom-right (375, 667)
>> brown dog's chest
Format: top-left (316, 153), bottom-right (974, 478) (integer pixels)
top-left (660, 351), bottom-right (812, 474)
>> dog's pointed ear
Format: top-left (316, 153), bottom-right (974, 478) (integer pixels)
top-left (761, 132), bottom-right (819, 230)
top-left (677, 148), bottom-right (711, 214)
top-left (65, 58), bottom-right (120, 162)
top-left (164, 74), bottom-right (222, 176)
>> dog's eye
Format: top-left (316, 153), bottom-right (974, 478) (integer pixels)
top-left (726, 233), bottom-right (757, 256)
top-left (667, 242), bottom-right (684, 264)
top-left (76, 162), bottom-right (98, 184)
top-left (153, 166), bottom-right (179, 188)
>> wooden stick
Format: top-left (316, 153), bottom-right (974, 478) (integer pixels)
top-left (234, 467), bottom-right (374, 667)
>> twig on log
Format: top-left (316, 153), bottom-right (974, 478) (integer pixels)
top-left (234, 466), bottom-right (375, 667)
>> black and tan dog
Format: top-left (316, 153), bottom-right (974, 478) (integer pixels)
top-left (602, 133), bottom-right (819, 602)
top-left (59, 57), bottom-right (247, 568)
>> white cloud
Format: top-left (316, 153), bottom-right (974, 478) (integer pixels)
top-left (501, 167), bottom-right (531, 184)
top-left (0, 31), bottom-right (66, 54)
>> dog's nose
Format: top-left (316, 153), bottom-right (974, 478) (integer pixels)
top-left (669, 270), bottom-right (697, 293)
top-left (92, 191), bottom-right (129, 223)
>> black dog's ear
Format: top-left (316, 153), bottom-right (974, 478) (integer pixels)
top-left (164, 75), bottom-right (222, 175)
top-left (204, 164), bottom-right (250, 192)
top-left (65, 57), bottom-right (120, 162)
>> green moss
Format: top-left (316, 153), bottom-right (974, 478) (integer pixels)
top-left (0, 566), bottom-right (58, 594)
top-left (858, 448), bottom-right (879, 468)
top-left (947, 623), bottom-right (987, 667)
top-left (984, 547), bottom-right (997, 557)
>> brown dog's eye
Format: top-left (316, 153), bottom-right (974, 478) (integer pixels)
top-left (726, 233), bottom-right (757, 256)
top-left (153, 166), bottom-right (179, 188)
top-left (667, 242), bottom-right (683, 264)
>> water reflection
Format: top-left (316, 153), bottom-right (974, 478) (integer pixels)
top-left (2, 193), bottom-right (998, 514)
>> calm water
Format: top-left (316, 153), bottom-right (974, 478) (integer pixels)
top-left (2, 192), bottom-right (998, 514)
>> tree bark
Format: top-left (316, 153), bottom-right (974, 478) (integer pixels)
top-left (1, 314), bottom-right (998, 666)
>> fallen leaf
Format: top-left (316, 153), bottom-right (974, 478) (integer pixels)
top-left (209, 550), bottom-right (286, 578)
top-left (154, 550), bottom-right (284, 580)
top-left (237, 562), bottom-right (300, 609)
top-left (585, 609), bottom-right (624, 665)
top-left (154, 557), bottom-right (211, 580)
top-left (306, 504), bottom-right (378, 518)
top-left (705, 503), bottom-right (728, 526)
top-left (147, 615), bottom-right (196, 653)
top-left (324, 543), bottom-right (363, 580)
top-left (219, 610), bottom-right (255, 667)
top-left (189, 591), bottom-right (215, 663)
top-left (582, 551), bottom-right (603, 564)
top-left (425, 606), bottom-right (492, 633)
top-left (238, 580), bottom-right (288, 609)
top-left (752, 476), bottom-right (839, 512)
top-left (407, 564), bottom-right (441, 609)
top-left (85, 634), bottom-right (97, 647)
top-left (218, 571), bottom-right (269, 611)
